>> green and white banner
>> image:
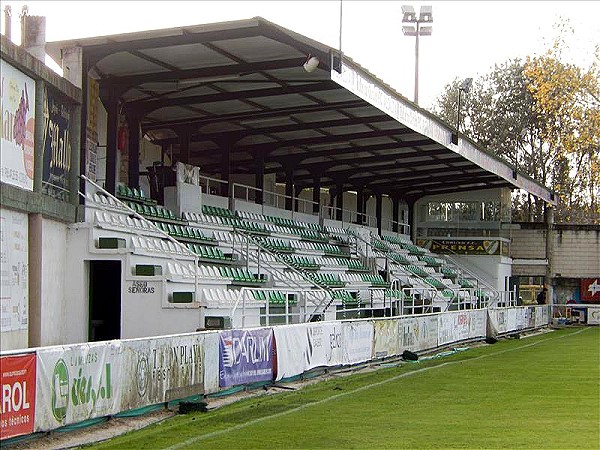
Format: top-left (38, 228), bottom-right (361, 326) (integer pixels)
top-left (34, 341), bottom-right (122, 432)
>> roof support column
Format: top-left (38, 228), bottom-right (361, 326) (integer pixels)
top-left (335, 181), bottom-right (344, 222)
top-left (392, 194), bottom-right (400, 233)
top-left (312, 172), bottom-right (322, 214)
top-left (220, 143), bottom-right (231, 198)
top-left (100, 89), bottom-right (119, 195)
top-left (176, 127), bottom-right (192, 164)
top-left (126, 112), bottom-right (141, 190)
top-left (376, 192), bottom-right (383, 237)
top-left (255, 149), bottom-right (265, 205)
top-left (406, 198), bottom-right (416, 243)
top-left (545, 204), bottom-right (554, 308)
top-left (356, 186), bottom-right (365, 225)
top-left (285, 166), bottom-right (294, 211)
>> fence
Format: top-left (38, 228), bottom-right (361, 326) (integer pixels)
top-left (0, 306), bottom-right (551, 441)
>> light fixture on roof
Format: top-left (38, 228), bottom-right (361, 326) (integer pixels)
top-left (303, 55), bottom-right (320, 73)
top-left (402, 5), bottom-right (433, 104)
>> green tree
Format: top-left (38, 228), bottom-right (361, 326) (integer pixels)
top-left (434, 22), bottom-right (600, 223)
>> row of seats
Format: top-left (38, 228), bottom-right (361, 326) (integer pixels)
top-left (132, 235), bottom-right (194, 258)
top-left (116, 184), bottom-right (157, 205)
top-left (154, 222), bottom-right (216, 244)
top-left (252, 290), bottom-right (297, 305)
top-left (126, 201), bottom-right (183, 223)
top-left (187, 243), bottom-right (230, 261)
top-left (218, 266), bottom-right (265, 284)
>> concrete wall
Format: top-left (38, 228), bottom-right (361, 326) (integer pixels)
top-left (39, 218), bottom-right (73, 345)
top-left (511, 224), bottom-right (600, 278)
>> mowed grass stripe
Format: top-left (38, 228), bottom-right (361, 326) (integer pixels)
top-left (92, 327), bottom-right (599, 449)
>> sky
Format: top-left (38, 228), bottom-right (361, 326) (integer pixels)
top-left (1, 1), bottom-right (598, 109)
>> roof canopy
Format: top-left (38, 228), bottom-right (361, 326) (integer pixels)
top-left (46, 17), bottom-right (554, 203)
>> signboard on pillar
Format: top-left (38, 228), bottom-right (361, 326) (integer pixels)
top-left (417, 238), bottom-right (508, 256)
top-left (580, 278), bottom-right (600, 303)
top-left (0, 60), bottom-right (35, 191)
top-left (42, 86), bottom-right (72, 201)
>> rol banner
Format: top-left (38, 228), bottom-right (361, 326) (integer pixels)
top-left (34, 341), bottom-right (122, 432)
top-left (219, 328), bottom-right (273, 387)
top-left (119, 333), bottom-right (207, 411)
top-left (400, 315), bottom-right (438, 352)
top-left (342, 321), bottom-right (374, 365)
top-left (0, 353), bottom-right (36, 440)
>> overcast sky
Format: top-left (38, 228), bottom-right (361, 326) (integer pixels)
top-left (2, 1), bottom-right (598, 109)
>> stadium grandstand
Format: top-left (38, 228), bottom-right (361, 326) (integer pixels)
top-left (1, 14), bottom-right (597, 444)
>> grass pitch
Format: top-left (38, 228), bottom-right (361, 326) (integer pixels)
top-left (90, 327), bottom-right (599, 449)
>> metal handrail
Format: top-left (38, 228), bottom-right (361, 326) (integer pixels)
top-left (80, 175), bottom-right (201, 303)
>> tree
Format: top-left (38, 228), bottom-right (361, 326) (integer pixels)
top-left (433, 22), bottom-right (600, 223)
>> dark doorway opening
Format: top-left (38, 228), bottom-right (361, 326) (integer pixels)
top-left (89, 260), bottom-right (121, 341)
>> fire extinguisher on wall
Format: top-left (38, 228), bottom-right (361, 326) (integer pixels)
top-left (118, 121), bottom-right (128, 152)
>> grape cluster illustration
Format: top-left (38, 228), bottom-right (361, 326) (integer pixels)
top-left (13, 84), bottom-right (29, 148)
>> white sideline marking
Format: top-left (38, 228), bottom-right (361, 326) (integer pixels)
top-left (165, 328), bottom-right (589, 450)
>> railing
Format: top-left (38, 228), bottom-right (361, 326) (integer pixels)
top-left (199, 174), bottom-right (229, 196)
top-left (322, 205), bottom-right (378, 229)
top-left (228, 230), bottom-right (334, 325)
top-left (80, 175), bottom-right (202, 305)
top-left (231, 182), bottom-right (320, 217)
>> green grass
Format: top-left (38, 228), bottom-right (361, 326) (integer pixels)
top-left (91, 327), bottom-right (599, 449)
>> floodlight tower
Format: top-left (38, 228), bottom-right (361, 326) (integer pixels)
top-left (451, 77), bottom-right (473, 145)
top-left (401, 5), bottom-right (433, 105)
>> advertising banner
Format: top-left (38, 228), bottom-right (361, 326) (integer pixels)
top-left (400, 315), bottom-right (439, 352)
top-left (34, 341), bottom-right (122, 432)
top-left (587, 306), bottom-right (600, 325)
top-left (488, 309), bottom-right (508, 334)
top-left (416, 238), bottom-right (506, 256)
top-left (273, 324), bottom-right (308, 381)
top-left (177, 161), bottom-right (200, 186)
top-left (506, 308), bottom-right (518, 332)
top-left (42, 87), bottom-right (72, 201)
top-left (515, 308), bottom-right (527, 330)
top-left (525, 307), bottom-right (536, 329)
top-left (373, 319), bottom-right (400, 359)
top-left (534, 306), bottom-right (545, 328)
top-left (0, 60), bottom-right (35, 191)
top-left (0, 208), bottom-right (28, 333)
top-left (438, 310), bottom-right (485, 346)
top-left (273, 322), bottom-right (345, 381)
top-left (119, 333), bottom-right (206, 411)
top-left (304, 322), bottom-right (344, 370)
top-left (580, 278), bottom-right (600, 302)
top-left (0, 353), bottom-right (36, 440)
top-left (203, 332), bottom-right (220, 395)
top-left (219, 328), bottom-right (273, 387)
top-left (342, 321), bottom-right (374, 365)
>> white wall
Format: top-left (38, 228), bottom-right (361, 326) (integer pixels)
top-left (451, 255), bottom-right (513, 292)
top-left (40, 218), bottom-right (77, 345)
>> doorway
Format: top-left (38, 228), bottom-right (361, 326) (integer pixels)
top-left (89, 260), bottom-right (122, 341)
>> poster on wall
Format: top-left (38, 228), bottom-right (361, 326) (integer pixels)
top-left (42, 87), bottom-right (72, 201)
top-left (373, 319), bottom-right (400, 359)
top-left (400, 315), bottom-right (438, 352)
top-left (0, 353), bottom-right (36, 440)
top-left (120, 333), bottom-right (206, 411)
top-left (218, 328), bottom-right (273, 387)
top-left (0, 60), bottom-right (35, 191)
top-left (34, 341), bottom-right (123, 432)
top-left (0, 208), bottom-right (29, 333)
top-left (580, 278), bottom-right (600, 303)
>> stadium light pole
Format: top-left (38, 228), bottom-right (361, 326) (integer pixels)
top-left (451, 77), bottom-right (473, 145)
top-left (402, 5), bottom-right (433, 105)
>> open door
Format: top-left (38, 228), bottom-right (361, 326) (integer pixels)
top-left (89, 260), bottom-right (122, 341)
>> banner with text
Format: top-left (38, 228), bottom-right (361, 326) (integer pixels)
top-left (417, 238), bottom-right (508, 256)
top-left (34, 341), bottom-right (122, 432)
top-left (0, 353), bottom-right (36, 440)
top-left (0, 60), bottom-right (35, 191)
top-left (42, 87), bottom-right (73, 201)
top-left (0, 208), bottom-right (29, 333)
top-left (438, 310), bottom-right (486, 346)
top-left (273, 322), bottom-right (345, 381)
top-left (119, 333), bottom-right (207, 411)
top-left (342, 321), bottom-right (374, 365)
top-left (373, 319), bottom-right (400, 359)
top-left (400, 315), bottom-right (439, 352)
top-left (580, 278), bottom-right (600, 302)
top-left (218, 328), bottom-right (273, 387)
